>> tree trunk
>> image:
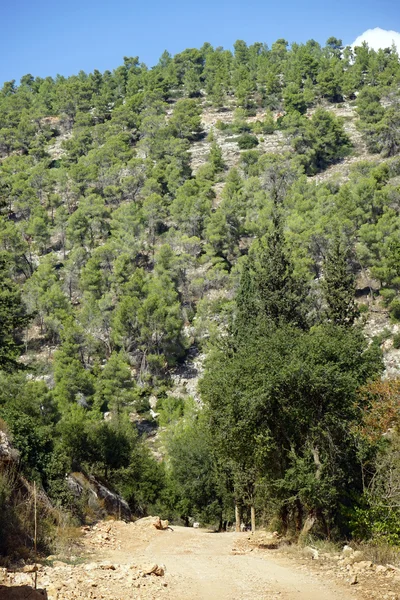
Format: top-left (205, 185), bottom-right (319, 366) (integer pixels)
top-left (250, 505), bottom-right (256, 532)
top-left (295, 499), bottom-right (303, 533)
top-left (235, 503), bottom-right (241, 532)
top-left (218, 513), bottom-right (223, 532)
top-left (299, 512), bottom-right (317, 541)
top-left (280, 504), bottom-right (289, 535)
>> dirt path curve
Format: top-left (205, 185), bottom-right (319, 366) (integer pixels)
top-left (98, 523), bottom-right (357, 600)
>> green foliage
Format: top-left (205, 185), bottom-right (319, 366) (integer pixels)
top-left (390, 299), bottom-right (400, 322)
top-left (321, 236), bottom-right (359, 327)
top-left (282, 108), bottom-right (351, 174)
top-left (0, 251), bottom-right (30, 370)
top-left (157, 396), bottom-right (185, 426)
top-left (163, 408), bottom-right (224, 525)
top-left (0, 35), bottom-right (399, 545)
top-left (236, 134), bottom-right (259, 149)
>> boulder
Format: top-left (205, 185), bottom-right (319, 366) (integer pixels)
top-left (153, 517), bottom-right (169, 530)
top-left (142, 564), bottom-right (165, 576)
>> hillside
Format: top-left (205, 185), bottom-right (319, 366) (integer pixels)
top-left (1, 37), bottom-right (400, 562)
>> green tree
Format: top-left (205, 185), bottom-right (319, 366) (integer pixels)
top-left (93, 351), bottom-right (135, 415)
top-left (322, 236), bottom-right (359, 327)
top-left (0, 253), bottom-right (30, 370)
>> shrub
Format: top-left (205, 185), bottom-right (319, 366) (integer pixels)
top-left (393, 333), bottom-right (400, 349)
top-left (237, 134), bottom-right (259, 149)
top-left (380, 288), bottom-right (397, 306)
top-left (157, 396), bottom-right (185, 426)
top-left (390, 299), bottom-right (400, 322)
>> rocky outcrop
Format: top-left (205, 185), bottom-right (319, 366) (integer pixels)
top-left (66, 472), bottom-right (131, 520)
top-left (0, 431), bottom-right (19, 465)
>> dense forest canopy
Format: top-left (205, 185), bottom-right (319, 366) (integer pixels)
top-left (1, 36), bottom-right (400, 552)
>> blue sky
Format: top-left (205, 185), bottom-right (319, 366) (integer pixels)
top-left (1, 0), bottom-right (399, 85)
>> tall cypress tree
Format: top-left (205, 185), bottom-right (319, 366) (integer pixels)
top-left (235, 210), bottom-right (307, 336)
top-left (322, 236), bottom-right (358, 327)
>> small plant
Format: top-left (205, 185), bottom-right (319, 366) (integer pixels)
top-left (374, 327), bottom-right (392, 345)
top-left (380, 287), bottom-right (397, 306)
top-left (358, 303), bottom-right (369, 314)
top-left (393, 333), bottom-right (400, 349)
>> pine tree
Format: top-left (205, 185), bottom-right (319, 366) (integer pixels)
top-left (0, 252), bottom-right (30, 371)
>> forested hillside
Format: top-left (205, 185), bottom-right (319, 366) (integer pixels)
top-left (1, 36), bottom-right (400, 554)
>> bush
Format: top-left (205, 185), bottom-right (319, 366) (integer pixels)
top-left (390, 299), bottom-right (400, 322)
top-left (237, 134), bottom-right (259, 149)
top-left (157, 396), bottom-right (185, 426)
top-left (380, 288), bottom-right (397, 306)
top-left (393, 333), bottom-right (400, 349)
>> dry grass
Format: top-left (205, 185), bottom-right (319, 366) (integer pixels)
top-left (353, 542), bottom-right (400, 567)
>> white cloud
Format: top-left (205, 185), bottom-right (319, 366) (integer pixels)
top-left (350, 27), bottom-right (400, 54)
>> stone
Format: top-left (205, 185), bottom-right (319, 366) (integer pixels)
top-left (304, 546), bottom-right (319, 560)
top-left (0, 431), bottom-right (19, 463)
top-left (350, 574), bottom-right (358, 585)
top-left (142, 563), bottom-right (165, 576)
top-left (342, 545), bottom-right (354, 557)
top-left (83, 563), bottom-right (98, 571)
top-left (376, 565), bottom-right (388, 574)
top-left (354, 560), bottom-right (373, 571)
top-left (100, 563), bottom-right (116, 570)
top-left (143, 564), bottom-right (158, 575)
top-left (22, 565), bottom-right (39, 573)
top-left (153, 517), bottom-right (169, 530)
top-left (154, 565), bottom-right (165, 577)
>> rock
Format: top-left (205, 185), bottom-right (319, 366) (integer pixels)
top-left (350, 574), bottom-right (358, 585)
top-left (142, 563), bottom-right (165, 576)
top-left (66, 472), bottom-right (131, 520)
top-left (342, 552), bottom-right (363, 566)
top-left (100, 563), bottom-right (116, 570)
top-left (143, 564), bottom-right (158, 575)
top-left (342, 544), bottom-right (354, 557)
top-left (153, 517), bottom-right (169, 530)
top-left (376, 565), bottom-right (388, 574)
top-left (83, 563), bottom-right (98, 571)
top-left (272, 531), bottom-right (280, 538)
top-left (22, 565), bottom-right (39, 573)
top-left (304, 546), bottom-right (319, 560)
top-left (0, 431), bottom-right (19, 463)
top-left (354, 560), bottom-right (373, 572)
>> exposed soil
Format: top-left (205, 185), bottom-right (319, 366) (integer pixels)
top-left (4, 519), bottom-right (400, 599)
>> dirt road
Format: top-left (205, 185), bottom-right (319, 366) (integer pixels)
top-left (94, 522), bottom-right (357, 600)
